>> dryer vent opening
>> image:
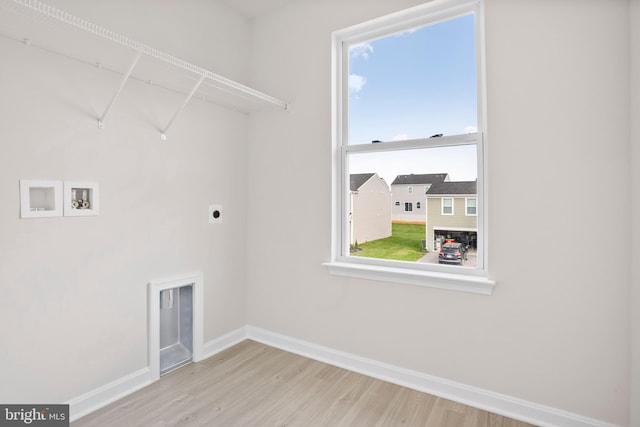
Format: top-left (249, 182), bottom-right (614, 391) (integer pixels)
top-left (159, 285), bottom-right (193, 375)
top-left (148, 273), bottom-right (203, 381)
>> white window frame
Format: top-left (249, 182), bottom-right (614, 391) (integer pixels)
top-left (325, 0), bottom-right (494, 295)
top-left (466, 197), bottom-right (477, 216)
top-left (442, 197), bottom-right (454, 216)
top-left (404, 202), bottom-right (413, 212)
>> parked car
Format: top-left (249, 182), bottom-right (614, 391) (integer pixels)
top-left (438, 242), bottom-right (468, 265)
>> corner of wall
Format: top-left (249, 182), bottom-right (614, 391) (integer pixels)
top-left (629, 0), bottom-right (640, 424)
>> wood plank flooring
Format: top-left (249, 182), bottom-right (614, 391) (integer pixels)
top-left (72, 340), bottom-right (536, 427)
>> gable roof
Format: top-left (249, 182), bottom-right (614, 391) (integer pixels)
top-left (391, 173), bottom-right (449, 185)
top-left (350, 173), bottom-right (376, 191)
top-left (426, 181), bottom-right (477, 195)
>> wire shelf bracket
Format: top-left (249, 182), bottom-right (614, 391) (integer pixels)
top-left (161, 74), bottom-right (206, 140)
top-left (98, 50), bottom-right (141, 129)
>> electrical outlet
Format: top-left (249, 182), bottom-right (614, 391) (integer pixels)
top-left (208, 205), bottom-right (222, 224)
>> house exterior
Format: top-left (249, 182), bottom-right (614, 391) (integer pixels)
top-left (390, 173), bottom-right (449, 223)
top-left (349, 173), bottom-right (392, 245)
top-left (425, 181), bottom-right (477, 252)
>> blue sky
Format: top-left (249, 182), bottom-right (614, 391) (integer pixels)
top-left (347, 14), bottom-right (478, 184)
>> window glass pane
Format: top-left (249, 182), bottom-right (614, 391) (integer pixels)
top-left (347, 146), bottom-right (477, 265)
top-left (339, 6), bottom-right (482, 272)
top-left (348, 14), bottom-right (477, 145)
top-left (467, 198), bottom-right (477, 215)
top-left (348, 145), bottom-right (477, 185)
top-left (443, 198), bottom-right (453, 214)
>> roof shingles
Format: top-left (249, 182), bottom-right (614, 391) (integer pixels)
top-left (426, 181), bottom-right (477, 195)
top-left (391, 173), bottom-right (449, 185)
top-left (350, 173), bottom-right (376, 191)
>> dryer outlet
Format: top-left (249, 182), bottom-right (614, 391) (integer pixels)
top-left (208, 205), bottom-right (223, 224)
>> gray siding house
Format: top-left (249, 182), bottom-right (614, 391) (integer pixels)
top-left (425, 181), bottom-right (477, 252)
top-left (349, 173), bottom-right (392, 245)
top-left (391, 173), bottom-right (449, 223)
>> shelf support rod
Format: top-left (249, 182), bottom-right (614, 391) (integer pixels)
top-left (161, 74), bottom-right (206, 140)
top-left (98, 50), bottom-right (142, 129)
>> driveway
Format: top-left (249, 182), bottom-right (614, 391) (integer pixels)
top-left (418, 248), bottom-right (477, 268)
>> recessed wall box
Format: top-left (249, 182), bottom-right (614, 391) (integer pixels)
top-left (148, 273), bottom-right (204, 381)
top-left (19, 180), bottom-right (63, 218)
top-left (64, 181), bottom-right (99, 216)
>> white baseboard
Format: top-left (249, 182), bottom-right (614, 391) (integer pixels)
top-left (68, 327), bottom-right (247, 423)
top-left (201, 327), bottom-right (248, 360)
top-left (67, 367), bottom-right (152, 422)
top-left (68, 325), bottom-right (618, 427)
top-left (245, 326), bottom-right (619, 427)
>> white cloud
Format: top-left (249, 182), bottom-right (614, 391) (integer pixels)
top-left (349, 74), bottom-right (367, 93)
top-left (394, 28), bottom-right (419, 37)
top-left (349, 42), bottom-right (374, 59)
top-left (464, 126), bottom-right (478, 134)
top-left (392, 134), bottom-right (410, 141)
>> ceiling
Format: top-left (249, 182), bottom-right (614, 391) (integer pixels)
top-left (219, 0), bottom-right (301, 19)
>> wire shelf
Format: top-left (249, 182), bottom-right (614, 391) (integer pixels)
top-left (0, 0), bottom-right (289, 136)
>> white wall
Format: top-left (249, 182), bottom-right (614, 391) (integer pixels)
top-left (247, 0), bottom-right (631, 425)
top-left (631, 0), bottom-right (640, 424)
top-left (0, 0), bottom-right (250, 403)
top-left (0, 0), bottom-right (634, 424)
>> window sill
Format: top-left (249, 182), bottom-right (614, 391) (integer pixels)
top-left (322, 261), bottom-right (495, 295)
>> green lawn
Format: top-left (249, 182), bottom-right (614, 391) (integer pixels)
top-left (351, 223), bottom-right (426, 262)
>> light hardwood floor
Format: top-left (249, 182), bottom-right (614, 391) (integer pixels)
top-left (72, 340), bottom-right (536, 427)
